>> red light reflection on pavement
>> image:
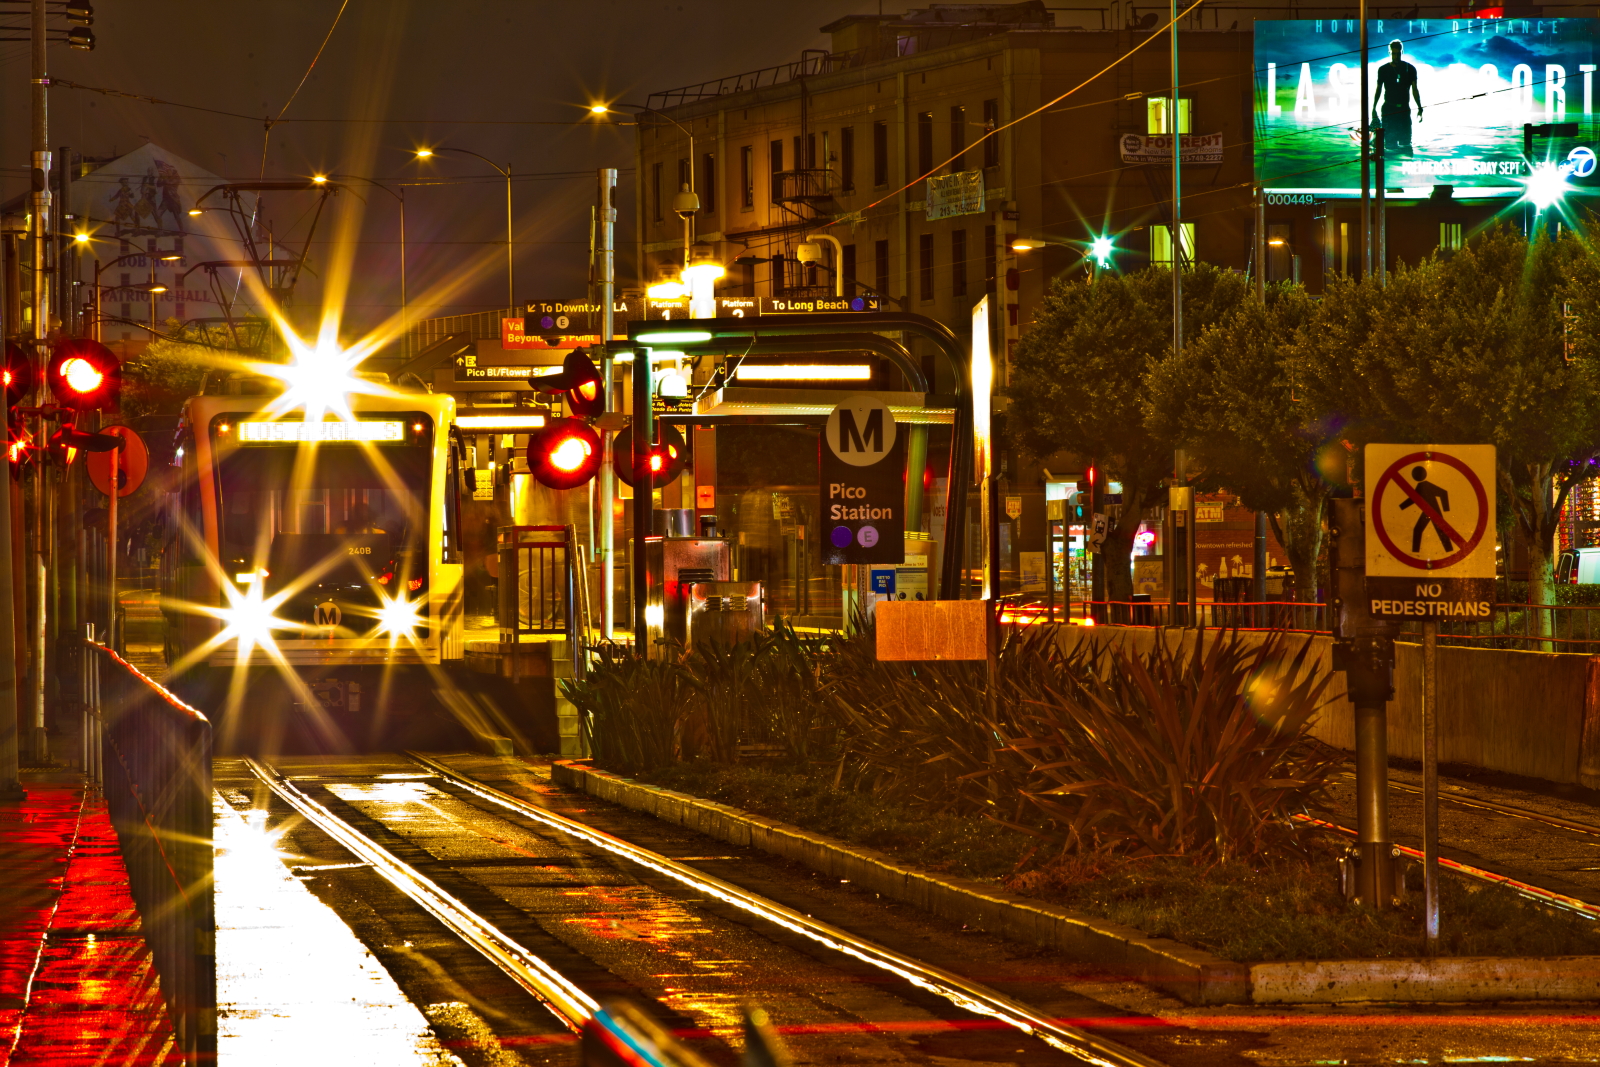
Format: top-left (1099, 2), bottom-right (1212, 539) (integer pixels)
top-left (0, 777), bottom-right (180, 1066)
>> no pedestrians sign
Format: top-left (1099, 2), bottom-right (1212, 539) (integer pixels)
top-left (1364, 443), bottom-right (1496, 618)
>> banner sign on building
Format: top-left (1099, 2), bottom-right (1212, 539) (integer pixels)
top-left (1119, 132), bottom-right (1225, 164)
top-left (1255, 19), bottom-right (1600, 196)
top-left (925, 170), bottom-right (986, 220)
top-left (819, 395), bottom-right (905, 565)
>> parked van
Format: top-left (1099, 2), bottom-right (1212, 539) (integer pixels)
top-left (1556, 546), bottom-right (1600, 584)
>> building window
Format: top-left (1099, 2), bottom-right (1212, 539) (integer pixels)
top-left (1146, 97), bottom-right (1192, 134)
top-left (772, 251), bottom-right (787, 295)
top-left (701, 152), bottom-right (716, 213)
top-left (874, 238), bottom-right (890, 298)
top-left (1440, 221), bottom-right (1463, 251)
top-left (740, 146), bottom-right (754, 209)
top-left (840, 127), bottom-right (855, 192)
top-left (949, 105), bottom-right (967, 172)
top-left (770, 140), bottom-right (784, 200)
top-left (842, 243), bottom-right (857, 295)
top-left (918, 233), bottom-right (934, 301)
top-left (652, 161), bottom-right (663, 222)
top-left (917, 111), bottom-right (934, 177)
top-left (873, 121), bottom-right (889, 186)
top-left (793, 135), bottom-right (803, 175)
top-left (1151, 223), bottom-right (1195, 265)
top-left (951, 229), bottom-right (968, 297)
top-left (805, 133), bottom-right (817, 169)
top-left (984, 224), bottom-right (997, 292)
top-left (983, 99), bottom-right (1000, 168)
top-left (740, 259), bottom-right (756, 297)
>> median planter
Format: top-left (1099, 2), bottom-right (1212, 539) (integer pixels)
top-left (551, 760), bottom-right (1600, 1004)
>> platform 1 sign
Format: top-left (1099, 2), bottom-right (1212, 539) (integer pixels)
top-left (1364, 443), bottom-right (1496, 618)
top-left (819, 395), bottom-right (904, 565)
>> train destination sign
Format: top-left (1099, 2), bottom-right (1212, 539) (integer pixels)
top-left (1364, 443), bottom-right (1497, 618)
top-left (819, 395), bottom-right (904, 566)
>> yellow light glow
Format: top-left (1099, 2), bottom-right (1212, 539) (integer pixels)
top-left (414, 148), bottom-right (435, 159)
top-left (733, 364), bottom-right (873, 382)
top-left (375, 595), bottom-right (423, 638)
top-left (187, 208), bottom-right (202, 216)
top-left (644, 604), bottom-right (664, 629)
top-left (454, 415), bottom-right (546, 430)
top-left (312, 174), bottom-right (328, 184)
top-left (647, 280), bottom-right (687, 299)
top-left (234, 570), bottom-right (267, 584)
top-left (249, 332), bottom-right (393, 424)
top-left (160, 253), bottom-right (182, 261)
top-left (73, 232), bottom-right (89, 244)
top-left (590, 104), bottom-right (610, 114)
top-left (148, 285), bottom-right (169, 293)
top-left (237, 420), bottom-right (405, 444)
top-left (1267, 238), bottom-right (1286, 246)
top-left (214, 580), bottom-right (296, 661)
top-left (682, 261), bottom-right (725, 283)
top-left (1011, 238), bottom-right (1045, 252)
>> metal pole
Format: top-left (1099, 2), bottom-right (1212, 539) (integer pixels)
top-left (1253, 509), bottom-right (1267, 627)
top-left (29, 0), bottom-right (52, 764)
top-left (1254, 185), bottom-right (1266, 301)
top-left (504, 165), bottom-right (514, 311)
top-left (1375, 130), bottom-right (1387, 287)
top-left (598, 168), bottom-right (617, 640)
top-left (1423, 618), bottom-right (1440, 952)
top-left (107, 456), bottom-right (117, 654)
top-left (1359, 0), bottom-right (1371, 279)
top-left (1170, 0), bottom-right (1183, 357)
top-left (399, 187), bottom-right (407, 361)
top-left (631, 347), bottom-right (653, 655)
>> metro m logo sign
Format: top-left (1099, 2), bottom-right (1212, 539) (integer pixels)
top-left (837, 407), bottom-right (885, 456)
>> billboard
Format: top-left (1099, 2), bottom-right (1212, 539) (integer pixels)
top-left (1255, 19), bottom-right (1600, 197)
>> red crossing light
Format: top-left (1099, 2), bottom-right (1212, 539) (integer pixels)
top-left (612, 424), bottom-right (687, 487)
top-left (47, 338), bottom-right (120, 412)
top-left (529, 348), bottom-right (605, 419)
top-left (528, 417), bottom-right (603, 489)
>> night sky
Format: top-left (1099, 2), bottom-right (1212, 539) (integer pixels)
top-left (0, 1), bottom-right (884, 342)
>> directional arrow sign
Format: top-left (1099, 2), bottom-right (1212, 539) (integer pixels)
top-left (1364, 443), bottom-right (1496, 619)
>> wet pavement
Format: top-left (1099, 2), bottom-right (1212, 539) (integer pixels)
top-left (213, 754), bottom-right (1600, 1066)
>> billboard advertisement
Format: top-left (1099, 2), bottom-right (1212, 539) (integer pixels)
top-left (1256, 19), bottom-right (1600, 197)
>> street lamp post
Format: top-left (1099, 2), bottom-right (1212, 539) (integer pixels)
top-left (415, 147), bottom-right (513, 310)
top-left (321, 174), bottom-right (407, 356)
top-left (592, 104), bottom-right (697, 270)
top-left (88, 243), bottom-right (174, 343)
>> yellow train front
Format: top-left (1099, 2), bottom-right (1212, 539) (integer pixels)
top-left (162, 382), bottom-right (471, 752)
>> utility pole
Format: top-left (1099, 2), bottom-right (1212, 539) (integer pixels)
top-left (632, 341), bottom-right (653, 656)
top-left (27, 0), bottom-right (52, 763)
top-left (1170, 0), bottom-right (1182, 359)
top-left (597, 168), bottom-right (617, 639)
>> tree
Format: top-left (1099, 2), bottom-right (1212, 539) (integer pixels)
top-left (1299, 226), bottom-right (1600, 613)
top-left (1008, 264), bottom-right (1249, 600)
top-left (1146, 285), bottom-right (1335, 601)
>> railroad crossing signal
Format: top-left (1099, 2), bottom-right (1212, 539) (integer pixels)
top-left (47, 338), bottom-right (120, 412)
top-left (528, 348), bottom-right (604, 418)
top-left (527, 417), bottom-right (603, 490)
top-left (1364, 443), bottom-right (1496, 618)
top-left (612, 424), bottom-right (686, 488)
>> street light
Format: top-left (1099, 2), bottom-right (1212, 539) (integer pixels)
top-left (322, 173), bottom-right (408, 357)
top-left (796, 232), bottom-right (845, 297)
top-left (86, 239), bottom-right (174, 341)
top-left (413, 146), bottom-right (514, 310)
top-left (592, 103), bottom-right (697, 268)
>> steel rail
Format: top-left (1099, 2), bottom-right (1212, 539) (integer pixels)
top-left (241, 757), bottom-right (600, 1031)
top-left (1293, 814), bottom-right (1600, 920)
top-left (1336, 770), bottom-right (1600, 840)
top-left (405, 752), bottom-right (1166, 1067)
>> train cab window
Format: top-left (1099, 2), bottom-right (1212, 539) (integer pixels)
top-left (443, 431), bottom-right (463, 564)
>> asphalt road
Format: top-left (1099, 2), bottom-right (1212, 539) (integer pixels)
top-left (215, 755), bottom-right (1600, 1066)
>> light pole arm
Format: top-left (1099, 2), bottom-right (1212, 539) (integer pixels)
top-left (803, 231), bottom-right (845, 297)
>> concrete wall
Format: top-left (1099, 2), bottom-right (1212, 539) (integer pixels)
top-left (1051, 625), bottom-right (1597, 788)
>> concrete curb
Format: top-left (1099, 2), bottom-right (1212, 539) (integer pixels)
top-left (549, 760), bottom-right (1248, 1005)
top-left (549, 761), bottom-right (1600, 1005)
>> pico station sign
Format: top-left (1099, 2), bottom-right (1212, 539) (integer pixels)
top-left (820, 395), bottom-right (904, 565)
top-left (1364, 443), bottom-right (1496, 618)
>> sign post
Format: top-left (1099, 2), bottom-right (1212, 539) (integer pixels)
top-left (87, 426), bottom-right (148, 654)
top-left (1364, 443), bottom-right (1496, 951)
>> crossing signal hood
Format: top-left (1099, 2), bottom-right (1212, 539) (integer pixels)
top-left (612, 424), bottom-right (687, 488)
top-left (527, 417), bottom-right (603, 489)
top-left (47, 338), bottom-right (120, 412)
top-left (528, 349), bottom-right (604, 419)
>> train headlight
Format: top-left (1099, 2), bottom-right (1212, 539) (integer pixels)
top-left (217, 583), bottom-right (293, 655)
top-left (376, 595), bottom-right (423, 638)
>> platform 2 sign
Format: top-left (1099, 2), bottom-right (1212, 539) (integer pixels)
top-left (1364, 443), bottom-right (1496, 618)
top-left (819, 395), bottom-right (904, 565)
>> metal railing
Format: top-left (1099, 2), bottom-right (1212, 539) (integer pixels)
top-left (1394, 603), bottom-right (1600, 653)
top-left (498, 525), bottom-right (574, 639)
top-left (406, 306), bottom-right (518, 353)
top-left (88, 643), bottom-right (216, 1064)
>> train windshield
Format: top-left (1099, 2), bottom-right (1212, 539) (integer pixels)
top-left (215, 445), bottom-right (431, 632)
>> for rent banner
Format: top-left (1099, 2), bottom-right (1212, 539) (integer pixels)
top-left (1255, 19), bottom-right (1600, 195)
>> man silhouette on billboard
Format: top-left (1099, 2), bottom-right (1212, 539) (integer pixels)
top-left (1373, 39), bottom-right (1424, 157)
top-left (1399, 465), bottom-right (1452, 552)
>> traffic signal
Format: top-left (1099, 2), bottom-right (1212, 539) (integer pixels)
top-left (47, 338), bottom-right (120, 411)
top-left (527, 417), bottom-right (603, 489)
top-left (4, 343), bottom-right (34, 469)
top-left (47, 422), bottom-right (122, 467)
top-left (612, 424), bottom-right (687, 488)
top-left (529, 348), bottom-right (604, 418)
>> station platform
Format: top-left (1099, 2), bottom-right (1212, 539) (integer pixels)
top-left (0, 769), bottom-right (179, 1067)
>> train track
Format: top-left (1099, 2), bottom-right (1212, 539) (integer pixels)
top-left (241, 754), bottom-right (1166, 1067)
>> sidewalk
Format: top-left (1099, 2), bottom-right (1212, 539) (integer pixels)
top-left (0, 769), bottom-right (180, 1067)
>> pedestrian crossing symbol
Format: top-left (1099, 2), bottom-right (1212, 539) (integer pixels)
top-left (1364, 443), bottom-right (1496, 618)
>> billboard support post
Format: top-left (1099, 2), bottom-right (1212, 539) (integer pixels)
top-left (1375, 129), bottom-right (1387, 286)
top-left (1359, 1), bottom-right (1371, 280)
